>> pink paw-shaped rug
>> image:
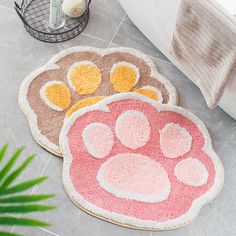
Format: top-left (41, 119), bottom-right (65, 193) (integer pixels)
top-left (60, 93), bottom-right (224, 230)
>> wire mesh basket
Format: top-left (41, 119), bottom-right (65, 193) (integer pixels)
top-left (14, 0), bottom-right (91, 43)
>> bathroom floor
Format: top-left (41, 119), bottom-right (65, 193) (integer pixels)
top-left (0, 0), bottom-right (235, 235)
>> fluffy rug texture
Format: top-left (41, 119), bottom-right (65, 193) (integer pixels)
top-left (60, 93), bottom-right (224, 231)
top-left (18, 46), bottom-right (178, 156)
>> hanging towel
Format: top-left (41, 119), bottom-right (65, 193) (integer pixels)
top-left (170, 0), bottom-right (236, 108)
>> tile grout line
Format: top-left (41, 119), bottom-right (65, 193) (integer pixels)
top-left (108, 42), bottom-right (120, 48)
top-left (81, 32), bottom-right (110, 44)
top-left (147, 54), bottom-right (172, 65)
top-left (56, 24), bottom-right (172, 65)
top-left (58, 33), bottom-right (110, 50)
top-left (30, 155), bottom-right (53, 195)
top-left (111, 41), bottom-right (172, 65)
top-left (81, 32), bottom-right (172, 64)
top-left (108, 13), bottom-right (126, 47)
top-left (1, 3), bottom-right (172, 65)
top-left (57, 43), bottom-right (63, 52)
top-left (38, 226), bottom-right (60, 236)
top-left (33, 155), bottom-right (61, 236)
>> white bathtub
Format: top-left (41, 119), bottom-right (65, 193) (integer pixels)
top-left (119, 0), bottom-right (236, 120)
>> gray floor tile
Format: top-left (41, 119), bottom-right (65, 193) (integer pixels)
top-left (0, 10), bottom-right (58, 236)
top-left (0, 8), bottom-right (60, 73)
top-left (112, 16), bottom-right (169, 61)
top-left (13, 226), bottom-right (58, 236)
top-left (0, 6), bottom-right (57, 179)
top-left (83, 0), bottom-right (125, 42)
top-left (0, 1), bottom-right (16, 9)
top-left (14, 157), bottom-right (76, 235)
top-left (0, 225), bottom-right (14, 235)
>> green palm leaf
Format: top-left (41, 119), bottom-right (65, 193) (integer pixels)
top-left (0, 231), bottom-right (20, 236)
top-left (0, 155), bottom-right (35, 190)
top-left (0, 144), bottom-right (8, 164)
top-left (0, 144), bottom-right (56, 236)
top-left (0, 195), bottom-right (55, 203)
top-left (0, 216), bottom-right (50, 227)
top-left (0, 205), bottom-right (56, 214)
top-left (0, 147), bottom-right (24, 184)
top-left (0, 177), bottom-right (48, 195)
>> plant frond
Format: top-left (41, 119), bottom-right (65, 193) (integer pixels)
top-left (0, 145), bottom-right (56, 235)
top-left (0, 155), bottom-right (35, 189)
top-left (0, 144), bottom-right (8, 164)
top-left (0, 231), bottom-right (20, 236)
top-left (0, 205), bottom-right (56, 214)
top-left (0, 177), bottom-right (48, 195)
top-left (0, 195), bottom-right (55, 203)
top-left (0, 216), bottom-right (50, 227)
top-left (0, 147), bottom-right (24, 184)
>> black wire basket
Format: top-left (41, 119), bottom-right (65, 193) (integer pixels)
top-left (14, 0), bottom-right (91, 43)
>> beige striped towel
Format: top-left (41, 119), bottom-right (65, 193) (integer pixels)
top-left (170, 0), bottom-right (236, 108)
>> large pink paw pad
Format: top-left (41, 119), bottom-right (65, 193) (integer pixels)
top-left (97, 153), bottom-right (170, 202)
top-left (60, 94), bottom-right (224, 230)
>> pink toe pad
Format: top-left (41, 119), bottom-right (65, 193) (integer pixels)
top-left (174, 157), bottom-right (209, 186)
top-left (82, 123), bottom-right (114, 159)
top-left (115, 110), bottom-right (150, 149)
top-left (160, 123), bottom-right (192, 158)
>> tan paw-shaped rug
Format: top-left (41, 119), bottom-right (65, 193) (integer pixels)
top-left (18, 46), bottom-right (178, 156)
top-left (60, 93), bottom-right (224, 231)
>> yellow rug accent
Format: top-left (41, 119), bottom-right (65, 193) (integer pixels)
top-left (66, 96), bottom-right (106, 117)
top-left (135, 88), bottom-right (158, 101)
top-left (110, 65), bottom-right (137, 92)
top-left (70, 64), bottom-right (102, 95)
top-left (45, 84), bottom-right (71, 110)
